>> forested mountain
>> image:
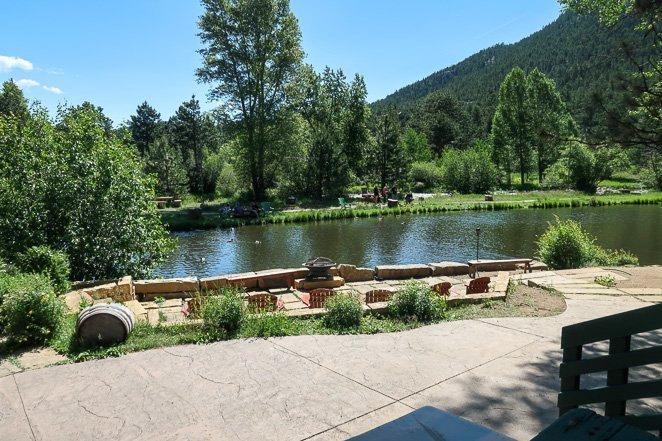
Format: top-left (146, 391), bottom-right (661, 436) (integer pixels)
top-left (371, 12), bottom-right (653, 132)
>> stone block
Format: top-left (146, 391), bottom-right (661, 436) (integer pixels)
top-left (83, 282), bottom-right (119, 300)
top-left (147, 309), bottom-right (160, 326)
top-left (375, 264), bottom-right (432, 280)
top-left (115, 276), bottom-right (134, 302)
top-left (529, 261), bottom-right (549, 271)
top-left (337, 264), bottom-right (375, 282)
top-left (428, 262), bottom-right (470, 277)
top-left (283, 267), bottom-right (310, 279)
top-left (286, 308), bottom-right (327, 318)
top-left (93, 297), bottom-right (112, 305)
top-left (60, 290), bottom-right (93, 313)
top-left (122, 300), bottom-right (147, 321)
top-left (295, 276), bottom-right (345, 290)
top-left (134, 277), bottom-right (199, 295)
top-left (200, 275), bottom-right (229, 291)
top-left (226, 272), bottom-right (258, 289)
top-left (367, 302), bottom-right (389, 315)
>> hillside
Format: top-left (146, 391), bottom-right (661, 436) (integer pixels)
top-left (371, 12), bottom-right (653, 130)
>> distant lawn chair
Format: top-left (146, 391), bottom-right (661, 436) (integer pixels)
top-left (431, 282), bottom-right (452, 296)
top-left (247, 293), bottom-right (283, 312)
top-left (260, 201), bottom-right (273, 215)
top-left (301, 289), bottom-right (336, 308)
top-left (365, 289), bottom-right (394, 303)
top-left (338, 197), bottom-right (349, 209)
top-left (465, 277), bottom-right (491, 294)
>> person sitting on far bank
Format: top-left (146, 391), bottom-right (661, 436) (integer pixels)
top-left (405, 191), bottom-right (413, 204)
top-left (391, 184), bottom-right (398, 199)
top-left (373, 185), bottom-right (380, 203)
top-left (382, 184), bottom-right (388, 202)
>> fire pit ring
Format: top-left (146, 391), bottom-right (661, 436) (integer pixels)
top-left (303, 257), bottom-right (336, 281)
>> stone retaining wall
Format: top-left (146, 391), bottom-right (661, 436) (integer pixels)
top-left (67, 259), bottom-right (545, 302)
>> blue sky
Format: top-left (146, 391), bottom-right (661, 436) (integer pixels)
top-left (0, 0), bottom-right (561, 124)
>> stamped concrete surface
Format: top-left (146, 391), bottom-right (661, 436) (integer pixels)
top-left (1, 288), bottom-right (659, 440)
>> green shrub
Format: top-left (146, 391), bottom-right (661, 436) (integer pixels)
top-left (216, 163), bottom-right (238, 198)
top-left (409, 162), bottom-right (443, 189)
top-left (541, 160), bottom-right (570, 190)
top-left (242, 312), bottom-right (292, 337)
top-left (323, 293), bottom-right (363, 330)
top-left (439, 142), bottom-right (497, 194)
top-left (590, 248), bottom-right (639, 266)
top-left (201, 290), bottom-right (245, 338)
top-left (15, 246), bottom-right (71, 293)
top-left (0, 273), bottom-right (65, 346)
top-left (567, 144), bottom-right (623, 194)
top-left (389, 281), bottom-right (446, 322)
top-left (537, 217), bottom-right (639, 269)
top-left (536, 218), bottom-right (593, 269)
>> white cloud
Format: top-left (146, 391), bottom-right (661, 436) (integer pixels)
top-left (42, 85), bottom-right (63, 94)
top-left (0, 55), bottom-right (33, 72)
top-left (16, 78), bottom-right (40, 88)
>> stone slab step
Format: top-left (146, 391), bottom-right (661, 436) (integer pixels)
top-left (635, 295), bottom-right (662, 303)
top-left (620, 288), bottom-right (662, 296)
top-left (553, 287), bottom-right (626, 295)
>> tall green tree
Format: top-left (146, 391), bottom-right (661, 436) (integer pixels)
top-left (0, 80), bottom-right (28, 123)
top-left (527, 68), bottom-right (577, 181)
top-left (296, 66), bottom-right (370, 197)
top-left (169, 96), bottom-right (217, 194)
top-left (414, 91), bottom-right (470, 156)
top-left (400, 128), bottom-right (432, 164)
top-left (145, 135), bottom-right (189, 198)
top-left (559, 0), bottom-right (661, 188)
top-left (197, 0), bottom-right (304, 199)
top-left (371, 106), bottom-right (405, 187)
top-left (129, 101), bottom-right (162, 155)
top-left (0, 104), bottom-right (172, 279)
top-left (492, 67), bottom-right (532, 185)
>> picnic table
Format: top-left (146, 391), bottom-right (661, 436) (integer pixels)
top-left (467, 258), bottom-right (532, 277)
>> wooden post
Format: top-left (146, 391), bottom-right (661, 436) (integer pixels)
top-left (605, 335), bottom-right (631, 417)
top-left (559, 345), bottom-right (583, 416)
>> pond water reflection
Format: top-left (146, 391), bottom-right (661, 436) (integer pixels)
top-left (156, 205), bottom-right (661, 278)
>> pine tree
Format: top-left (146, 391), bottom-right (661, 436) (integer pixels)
top-left (129, 101), bottom-right (162, 156)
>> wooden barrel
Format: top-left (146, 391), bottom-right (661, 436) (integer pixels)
top-left (76, 303), bottom-right (136, 346)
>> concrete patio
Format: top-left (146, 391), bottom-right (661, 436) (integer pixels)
top-left (1, 267), bottom-right (661, 441)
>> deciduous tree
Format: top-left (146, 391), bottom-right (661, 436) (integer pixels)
top-left (197, 0), bottom-right (304, 199)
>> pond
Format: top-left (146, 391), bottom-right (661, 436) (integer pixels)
top-left (155, 205), bottom-right (661, 278)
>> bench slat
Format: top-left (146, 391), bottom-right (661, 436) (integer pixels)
top-left (558, 379), bottom-right (662, 408)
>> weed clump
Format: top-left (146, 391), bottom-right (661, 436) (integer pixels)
top-left (389, 281), bottom-right (446, 322)
top-left (323, 293), bottom-right (363, 330)
top-left (201, 289), bottom-right (245, 339)
top-left (0, 273), bottom-right (65, 346)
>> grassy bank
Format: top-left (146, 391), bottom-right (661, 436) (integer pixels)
top-left (161, 191), bottom-right (662, 231)
top-left (3, 284), bottom-right (563, 364)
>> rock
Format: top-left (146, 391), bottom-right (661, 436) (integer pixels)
top-left (60, 290), bottom-right (93, 313)
top-left (226, 272), bottom-right (258, 289)
top-left (115, 276), bottom-right (134, 302)
top-left (134, 277), bottom-right (199, 295)
top-left (83, 282), bottom-right (119, 300)
top-left (283, 267), bottom-right (310, 279)
top-left (93, 297), bottom-right (113, 305)
top-left (374, 264), bottom-right (432, 280)
top-left (122, 300), bottom-right (147, 321)
top-left (295, 276), bottom-right (345, 290)
top-left (428, 262), bottom-right (471, 277)
top-left (337, 264), bottom-right (374, 282)
top-left (529, 260), bottom-right (549, 271)
top-left (200, 275), bottom-right (230, 291)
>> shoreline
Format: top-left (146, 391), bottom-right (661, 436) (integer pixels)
top-left (159, 192), bottom-right (662, 232)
